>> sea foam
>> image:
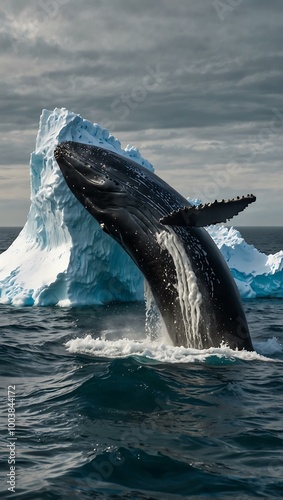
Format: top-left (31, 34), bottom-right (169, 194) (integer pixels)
top-left (65, 335), bottom-right (282, 364)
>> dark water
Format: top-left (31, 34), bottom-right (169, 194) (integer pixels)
top-left (235, 226), bottom-right (283, 255)
top-left (0, 228), bottom-right (283, 499)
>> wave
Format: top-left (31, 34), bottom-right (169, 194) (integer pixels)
top-left (65, 335), bottom-right (283, 364)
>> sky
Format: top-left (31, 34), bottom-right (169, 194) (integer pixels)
top-left (0, 0), bottom-right (282, 226)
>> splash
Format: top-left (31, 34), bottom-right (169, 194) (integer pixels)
top-left (65, 335), bottom-right (282, 364)
top-left (253, 337), bottom-right (283, 356)
top-left (156, 229), bottom-right (205, 348)
top-left (144, 279), bottom-right (171, 344)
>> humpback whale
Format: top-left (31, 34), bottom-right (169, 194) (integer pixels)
top-left (54, 141), bottom-right (255, 351)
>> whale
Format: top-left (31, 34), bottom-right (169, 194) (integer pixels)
top-left (54, 141), bottom-right (255, 351)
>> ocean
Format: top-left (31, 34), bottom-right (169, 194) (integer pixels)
top-left (0, 227), bottom-right (282, 499)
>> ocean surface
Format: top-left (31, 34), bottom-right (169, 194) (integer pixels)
top-left (0, 227), bottom-right (283, 500)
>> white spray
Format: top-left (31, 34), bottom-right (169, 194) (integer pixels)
top-left (144, 279), bottom-right (172, 344)
top-left (156, 229), bottom-right (204, 349)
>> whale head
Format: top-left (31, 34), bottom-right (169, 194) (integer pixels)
top-left (54, 142), bottom-right (129, 214)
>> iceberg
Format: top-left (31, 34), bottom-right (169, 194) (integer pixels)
top-left (0, 107), bottom-right (282, 306)
top-left (206, 225), bottom-right (283, 298)
top-left (0, 108), bottom-right (153, 306)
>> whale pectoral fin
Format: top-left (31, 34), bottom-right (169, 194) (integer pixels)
top-left (160, 194), bottom-right (256, 227)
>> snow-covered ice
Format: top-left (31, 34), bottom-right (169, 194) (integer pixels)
top-left (0, 107), bottom-right (282, 306)
top-left (206, 225), bottom-right (283, 298)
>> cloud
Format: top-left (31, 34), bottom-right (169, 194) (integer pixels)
top-left (0, 0), bottom-right (282, 225)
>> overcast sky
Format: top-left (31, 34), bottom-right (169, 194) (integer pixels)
top-left (0, 0), bottom-right (282, 226)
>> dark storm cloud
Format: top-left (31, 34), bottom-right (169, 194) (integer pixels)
top-left (0, 0), bottom-right (282, 225)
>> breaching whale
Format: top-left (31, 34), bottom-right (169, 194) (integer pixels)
top-left (54, 141), bottom-right (255, 351)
